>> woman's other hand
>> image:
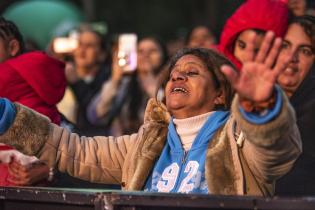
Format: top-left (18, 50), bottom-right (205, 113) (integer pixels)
top-left (7, 158), bottom-right (49, 186)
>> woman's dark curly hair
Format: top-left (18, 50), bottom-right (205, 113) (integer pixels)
top-left (158, 47), bottom-right (236, 110)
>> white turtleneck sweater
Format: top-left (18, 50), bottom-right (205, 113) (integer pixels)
top-left (173, 112), bottom-right (213, 151)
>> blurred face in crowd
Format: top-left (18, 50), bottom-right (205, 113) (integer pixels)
top-left (137, 38), bottom-right (163, 74)
top-left (74, 31), bottom-right (105, 75)
top-left (0, 37), bottom-right (19, 63)
top-left (234, 29), bottom-right (265, 64)
top-left (277, 23), bottom-right (314, 97)
top-left (165, 55), bottom-right (223, 119)
top-left (188, 26), bottom-right (215, 49)
top-left (288, 0), bottom-right (306, 16)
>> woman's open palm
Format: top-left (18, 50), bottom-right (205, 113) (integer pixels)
top-left (221, 31), bottom-right (293, 102)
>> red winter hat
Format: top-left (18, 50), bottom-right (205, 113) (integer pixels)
top-left (218, 0), bottom-right (289, 70)
top-left (0, 51), bottom-right (66, 124)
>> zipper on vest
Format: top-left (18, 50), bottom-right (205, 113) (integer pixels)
top-left (181, 150), bottom-right (188, 164)
top-left (173, 150), bottom-right (189, 192)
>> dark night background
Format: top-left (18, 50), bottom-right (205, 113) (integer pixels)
top-left (0, 0), bottom-right (244, 43)
top-left (1, 0), bottom-right (313, 47)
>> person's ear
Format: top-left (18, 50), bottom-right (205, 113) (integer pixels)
top-left (214, 89), bottom-right (225, 106)
top-left (8, 39), bottom-right (20, 57)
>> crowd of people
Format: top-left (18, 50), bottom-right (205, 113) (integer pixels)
top-left (0, 0), bottom-right (314, 197)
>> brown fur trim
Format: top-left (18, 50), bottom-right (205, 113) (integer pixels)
top-left (0, 103), bottom-right (50, 156)
top-left (205, 123), bottom-right (237, 195)
top-left (144, 98), bottom-right (170, 124)
top-left (127, 98), bottom-right (169, 190)
top-left (232, 90), bottom-right (295, 147)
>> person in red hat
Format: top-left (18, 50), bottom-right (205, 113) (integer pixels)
top-left (0, 51), bottom-right (66, 125)
top-left (218, 0), bottom-right (289, 70)
top-left (0, 17), bottom-right (66, 186)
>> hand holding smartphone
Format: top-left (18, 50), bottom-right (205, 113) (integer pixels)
top-left (118, 34), bottom-right (137, 72)
top-left (53, 31), bottom-right (79, 54)
top-left (53, 37), bottom-right (78, 54)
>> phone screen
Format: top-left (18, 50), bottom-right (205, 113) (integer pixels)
top-left (118, 34), bottom-right (137, 72)
top-left (53, 37), bottom-right (78, 54)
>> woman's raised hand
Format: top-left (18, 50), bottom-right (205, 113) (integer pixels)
top-left (221, 31), bottom-right (293, 103)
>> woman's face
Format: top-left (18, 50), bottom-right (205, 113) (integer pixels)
top-left (74, 31), bottom-right (105, 72)
top-left (233, 29), bottom-right (265, 64)
top-left (165, 55), bottom-right (223, 119)
top-left (188, 26), bottom-right (215, 49)
top-left (137, 39), bottom-right (163, 73)
top-left (277, 23), bottom-right (314, 97)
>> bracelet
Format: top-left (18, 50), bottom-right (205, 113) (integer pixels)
top-left (239, 91), bottom-right (276, 113)
top-left (47, 167), bottom-right (54, 182)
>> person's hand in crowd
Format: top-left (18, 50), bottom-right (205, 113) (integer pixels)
top-left (46, 39), bottom-right (79, 84)
top-left (221, 31), bottom-right (293, 111)
top-left (111, 48), bottom-right (124, 83)
top-left (65, 61), bottom-right (79, 84)
top-left (46, 39), bottom-right (69, 62)
top-left (7, 157), bottom-right (50, 186)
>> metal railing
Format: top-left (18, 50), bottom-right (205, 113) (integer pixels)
top-left (1, 187), bottom-right (315, 210)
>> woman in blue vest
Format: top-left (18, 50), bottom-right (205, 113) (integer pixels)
top-left (0, 31), bottom-right (301, 196)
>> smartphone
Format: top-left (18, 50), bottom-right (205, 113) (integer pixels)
top-left (118, 33), bottom-right (137, 72)
top-left (53, 37), bottom-right (78, 54)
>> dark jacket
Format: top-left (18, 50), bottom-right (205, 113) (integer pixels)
top-left (276, 65), bottom-right (315, 196)
top-left (70, 63), bottom-right (110, 136)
